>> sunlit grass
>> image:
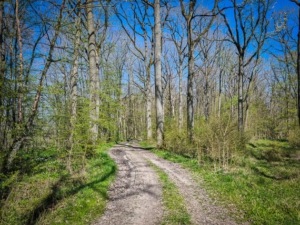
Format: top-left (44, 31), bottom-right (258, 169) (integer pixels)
top-left (149, 140), bottom-right (300, 225)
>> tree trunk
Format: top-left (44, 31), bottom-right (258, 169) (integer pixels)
top-left (204, 69), bottom-right (209, 122)
top-left (127, 69), bottom-right (133, 140)
top-left (297, 6), bottom-right (300, 127)
top-left (238, 55), bottom-right (244, 132)
top-left (178, 63), bottom-right (183, 130)
top-left (187, 25), bottom-right (195, 142)
top-left (244, 97), bottom-right (250, 131)
top-left (16, 0), bottom-right (23, 124)
top-left (144, 28), bottom-right (152, 140)
top-left (168, 78), bottom-right (174, 118)
top-left (218, 70), bottom-right (222, 118)
top-left (154, 0), bottom-right (164, 147)
top-left (86, 0), bottom-right (100, 141)
top-left (146, 78), bottom-right (152, 140)
top-left (68, 6), bottom-right (81, 174)
top-left (117, 67), bottom-right (123, 140)
top-left (0, 1), bottom-right (5, 148)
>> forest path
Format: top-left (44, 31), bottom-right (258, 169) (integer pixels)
top-left (94, 142), bottom-right (241, 225)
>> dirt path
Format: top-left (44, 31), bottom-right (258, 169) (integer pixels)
top-left (94, 144), bottom-right (163, 225)
top-left (95, 143), bottom-right (242, 225)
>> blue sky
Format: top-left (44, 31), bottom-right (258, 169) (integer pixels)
top-left (205, 0), bottom-right (297, 12)
top-left (274, 0), bottom-right (296, 10)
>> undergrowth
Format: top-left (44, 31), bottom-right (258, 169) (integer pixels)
top-left (145, 140), bottom-right (300, 225)
top-left (162, 116), bottom-right (249, 170)
top-left (0, 142), bottom-right (116, 225)
top-left (148, 161), bottom-right (191, 225)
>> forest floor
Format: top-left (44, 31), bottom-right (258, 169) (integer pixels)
top-left (94, 142), bottom-right (246, 225)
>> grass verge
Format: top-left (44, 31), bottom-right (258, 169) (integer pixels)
top-left (143, 140), bottom-right (300, 225)
top-left (148, 161), bottom-right (191, 225)
top-left (0, 142), bottom-right (116, 225)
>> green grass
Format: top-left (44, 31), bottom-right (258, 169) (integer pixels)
top-left (139, 141), bottom-right (156, 149)
top-left (148, 161), bottom-right (191, 225)
top-left (0, 142), bottom-right (116, 225)
top-left (147, 140), bottom-right (300, 225)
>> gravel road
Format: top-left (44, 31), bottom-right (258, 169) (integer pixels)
top-left (94, 142), bottom-right (243, 225)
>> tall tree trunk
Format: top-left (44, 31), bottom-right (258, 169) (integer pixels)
top-left (238, 55), bottom-right (244, 132)
top-left (168, 77), bottom-right (174, 118)
top-left (0, 1), bottom-right (5, 148)
top-left (187, 24), bottom-right (195, 142)
top-left (16, 0), bottom-right (23, 124)
top-left (204, 69), bottom-right (209, 122)
top-left (86, 0), bottom-right (100, 141)
top-left (127, 69), bottom-right (133, 140)
top-left (68, 6), bottom-right (81, 173)
top-left (144, 28), bottom-right (152, 140)
top-left (178, 63), bottom-right (183, 130)
top-left (297, 6), bottom-right (300, 127)
top-left (244, 97), bottom-right (250, 131)
top-left (117, 67), bottom-right (123, 140)
top-left (218, 70), bottom-right (222, 118)
top-left (154, 0), bottom-right (164, 147)
top-left (146, 75), bottom-right (152, 140)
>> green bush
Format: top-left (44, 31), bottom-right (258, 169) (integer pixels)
top-left (163, 114), bottom-right (249, 170)
top-left (194, 115), bottom-right (249, 170)
top-left (163, 119), bottom-right (196, 157)
top-left (288, 127), bottom-right (300, 148)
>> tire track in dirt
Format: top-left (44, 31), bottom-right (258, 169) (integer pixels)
top-left (94, 144), bottom-right (163, 225)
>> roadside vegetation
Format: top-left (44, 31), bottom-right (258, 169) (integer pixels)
top-left (141, 139), bottom-right (300, 225)
top-left (0, 143), bottom-right (116, 225)
top-left (148, 161), bottom-right (191, 225)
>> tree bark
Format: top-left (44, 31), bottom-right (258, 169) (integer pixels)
top-left (117, 65), bottom-right (123, 141)
top-left (0, 1), bottom-right (4, 148)
top-left (127, 68), bottom-right (134, 140)
top-left (238, 55), bottom-right (244, 132)
top-left (146, 73), bottom-right (152, 140)
top-left (154, 0), bottom-right (164, 147)
top-left (86, 0), bottom-right (100, 141)
top-left (218, 70), bottom-right (223, 118)
top-left (297, 7), bottom-right (300, 127)
top-left (187, 25), bottom-right (195, 141)
top-left (16, 0), bottom-right (23, 124)
top-left (145, 26), bottom-right (152, 140)
top-left (204, 67), bottom-right (210, 122)
top-left (288, 4), bottom-right (300, 125)
top-left (178, 63), bottom-right (183, 130)
top-left (68, 4), bottom-right (81, 173)
top-left (168, 75), bottom-right (174, 118)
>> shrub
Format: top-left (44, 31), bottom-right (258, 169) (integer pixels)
top-left (288, 127), bottom-right (300, 148)
top-left (163, 119), bottom-right (195, 156)
top-left (163, 114), bottom-right (249, 170)
top-left (194, 115), bottom-right (248, 170)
